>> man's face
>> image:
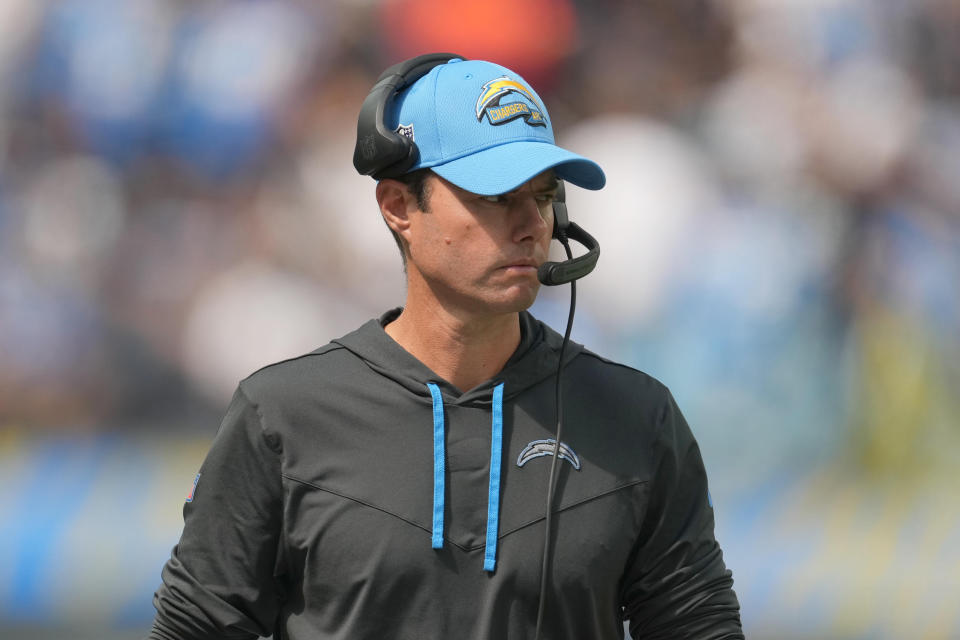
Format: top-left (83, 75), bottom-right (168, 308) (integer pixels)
top-left (404, 171), bottom-right (558, 316)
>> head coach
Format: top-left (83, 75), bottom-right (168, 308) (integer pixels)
top-left (148, 54), bottom-right (743, 640)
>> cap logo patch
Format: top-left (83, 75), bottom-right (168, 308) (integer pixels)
top-left (475, 76), bottom-right (546, 127)
top-left (395, 123), bottom-right (414, 141)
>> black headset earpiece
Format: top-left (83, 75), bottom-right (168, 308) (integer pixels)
top-left (537, 181), bottom-right (601, 286)
top-left (550, 181), bottom-right (569, 240)
top-left (354, 53), bottom-right (463, 179)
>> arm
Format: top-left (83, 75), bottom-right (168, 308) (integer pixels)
top-left (150, 384), bottom-right (286, 640)
top-left (621, 390), bottom-right (743, 639)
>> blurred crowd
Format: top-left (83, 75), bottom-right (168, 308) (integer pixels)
top-left (1, 0), bottom-right (958, 489)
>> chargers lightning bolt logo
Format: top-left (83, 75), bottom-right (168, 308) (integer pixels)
top-left (517, 439), bottom-right (581, 470)
top-left (475, 76), bottom-right (546, 127)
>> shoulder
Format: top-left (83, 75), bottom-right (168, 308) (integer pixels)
top-left (529, 313), bottom-right (663, 393)
top-left (238, 341), bottom-right (356, 406)
top-left (577, 348), bottom-right (666, 388)
top-left (529, 313), bottom-right (673, 413)
top-left (565, 347), bottom-right (677, 431)
top-left (575, 347), bottom-right (670, 398)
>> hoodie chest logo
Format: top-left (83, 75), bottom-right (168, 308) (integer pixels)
top-left (516, 439), bottom-right (581, 471)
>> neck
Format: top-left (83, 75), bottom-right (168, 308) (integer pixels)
top-left (385, 298), bottom-right (521, 393)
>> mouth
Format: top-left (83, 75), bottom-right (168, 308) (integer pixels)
top-left (498, 259), bottom-right (540, 273)
top-left (500, 257), bottom-right (539, 269)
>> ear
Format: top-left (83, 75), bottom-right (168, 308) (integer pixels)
top-left (376, 179), bottom-right (416, 241)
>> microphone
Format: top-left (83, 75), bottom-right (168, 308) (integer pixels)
top-left (537, 222), bottom-right (600, 285)
top-left (537, 182), bottom-right (600, 286)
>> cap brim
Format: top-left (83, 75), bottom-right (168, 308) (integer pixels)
top-left (430, 141), bottom-right (606, 195)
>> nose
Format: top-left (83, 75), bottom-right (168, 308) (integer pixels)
top-left (511, 193), bottom-right (551, 242)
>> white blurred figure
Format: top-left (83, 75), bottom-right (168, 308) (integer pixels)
top-left (0, 0), bottom-right (44, 170)
top-left (700, 67), bottom-right (808, 186)
top-left (298, 129), bottom-right (407, 317)
top-left (806, 58), bottom-right (922, 192)
top-left (21, 155), bottom-right (127, 288)
top-left (558, 116), bottom-right (721, 329)
top-left (0, 0), bottom-right (43, 85)
top-left (1, 155), bottom-right (126, 423)
top-left (180, 260), bottom-right (366, 406)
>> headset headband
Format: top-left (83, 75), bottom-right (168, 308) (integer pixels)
top-left (353, 53), bottom-right (463, 180)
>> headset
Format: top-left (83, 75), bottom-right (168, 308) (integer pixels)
top-left (537, 180), bottom-right (600, 287)
top-left (353, 52), bottom-right (600, 288)
top-left (354, 53), bottom-right (602, 640)
top-left (354, 52), bottom-right (460, 180)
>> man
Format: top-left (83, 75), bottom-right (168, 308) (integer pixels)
top-left (150, 56), bottom-right (743, 639)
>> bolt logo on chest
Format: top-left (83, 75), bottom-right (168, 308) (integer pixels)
top-left (516, 439), bottom-right (581, 470)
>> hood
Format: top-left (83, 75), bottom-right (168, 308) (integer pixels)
top-left (331, 308), bottom-right (583, 405)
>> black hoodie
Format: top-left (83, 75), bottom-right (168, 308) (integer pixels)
top-left (150, 309), bottom-right (743, 639)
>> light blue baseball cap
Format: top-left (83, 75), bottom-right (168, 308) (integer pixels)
top-left (386, 58), bottom-right (605, 195)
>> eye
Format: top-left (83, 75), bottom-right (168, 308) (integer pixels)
top-left (481, 194), bottom-right (507, 204)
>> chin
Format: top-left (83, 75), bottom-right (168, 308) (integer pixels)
top-left (487, 285), bottom-right (541, 314)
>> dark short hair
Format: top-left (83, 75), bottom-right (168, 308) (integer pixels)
top-left (397, 168), bottom-right (433, 212)
top-left (386, 168), bottom-right (433, 268)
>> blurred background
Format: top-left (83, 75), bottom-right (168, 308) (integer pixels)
top-left (1, 0), bottom-right (958, 638)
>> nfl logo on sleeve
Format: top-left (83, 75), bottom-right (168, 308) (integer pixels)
top-left (186, 473), bottom-right (201, 502)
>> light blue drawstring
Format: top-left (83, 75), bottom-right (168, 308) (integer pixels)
top-left (427, 383), bottom-right (446, 550)
top-left (426, 381), bottom-right (506, 572)
top-left (484, 382), bottom-right (505, 572)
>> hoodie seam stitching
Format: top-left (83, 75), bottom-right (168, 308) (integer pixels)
top-left (576, 350), bottom-right (662, 380)
top-left (243, 344), bottom-right (348, 380)
top-left (494, 478), bottom-right (649, 543)
top-left (281, 473), bottom-right (478, 552)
